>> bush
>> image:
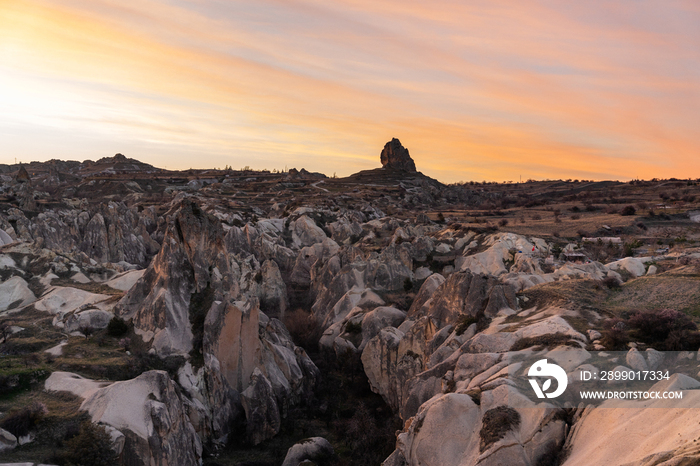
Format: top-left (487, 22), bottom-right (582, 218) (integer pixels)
top-left (0, 401), bottom-right (48, 437)
top-left (403, 277), bottom-right (414, 292)
top-left (627, 309), bottom-right (700, 350)
top-left (479, 406), bottom-right (520, 452)
top-left (602, 276), bottom-right (621, 290)
top-left (106, 316), bottom-right (128, 337)
top-left (53, 420), bottom-right (118, 466)
top-left (600, 318), bottom-right (630, 349)
top-left (455, 314), bottom-right (479, 335)
top-left (620, 205), bottom-right (636, 216)
top-left (498, 219), bottom-right (508, 227)
top-left (341, 403), bottom-right (396, 465)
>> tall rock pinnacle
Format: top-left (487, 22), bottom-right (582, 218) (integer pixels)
top-left (380, 138), bottom-right (416, 172)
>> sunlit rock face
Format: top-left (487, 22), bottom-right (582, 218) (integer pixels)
top-left (115, 199), bottom-right (236, 356)
top-left (381, 138), bottom-right (417, 172)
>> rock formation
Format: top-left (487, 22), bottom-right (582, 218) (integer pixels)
top-left (14, 165), bottom-right (30, 183)
top-left (116, 199), bottom-right (235, 355)
top-left (115, 199), bottom-right (318, 445)
top-left (381, 138), bottom-right (417, 171)
top-left (3, 155), bottom-right (700, 466)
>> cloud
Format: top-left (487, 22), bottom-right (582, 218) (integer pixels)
top-left (0, 0), bottom-right (698, 181)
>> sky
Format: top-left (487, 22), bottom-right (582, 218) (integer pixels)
top-left (1, 0), bottom-right (699, 183)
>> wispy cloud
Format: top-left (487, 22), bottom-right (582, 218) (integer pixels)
top-left (0, 0), bottom-right (698, 181)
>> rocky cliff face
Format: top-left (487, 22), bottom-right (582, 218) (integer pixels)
top-left (0, 201), bottom-right (160, 267)
top-left (116, 199), bottom-right (235, 355)
top-left (381, 138), bottom-right (417, 172)
top-left (115, 199), bottom-right (318, 446)
top-left (4, 158), bottom-right (700, 466)
top-left (81, 370), bottom-right (202, 466)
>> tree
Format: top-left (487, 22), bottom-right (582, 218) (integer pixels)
top-left (58, 421), bottom-right (118, 466)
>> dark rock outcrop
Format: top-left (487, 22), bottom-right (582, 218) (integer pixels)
top-left (380, 138), bottom-right (416, 172)
top-left (14, 165), bottom-right (30, 183)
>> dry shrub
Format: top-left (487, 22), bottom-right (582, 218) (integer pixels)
top-left (600, 318), bottom-right (629, 350)
top-left (52, 420), bottom-right (119, 466)
top-left (620, 205), bottom-right (636, 216)
top-left (0, 401), bottom-right (48, 437)
top-left (480, 406), bottom-right (521, 452)
top-left (627, 309), bottom-right (700, 350)
top-left (601, 276), bottom-right (621, 290)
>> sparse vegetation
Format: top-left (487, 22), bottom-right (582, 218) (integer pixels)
top-left (620, 205), bottom-right (636, 216)
top-left (52, 420), bottom-right (119, 466)
top-left (455, 314), bottom-right (478, 335)
top-left (0, 401), bottom-right (48, 438)
top-left (106, 316), bottom-right (128, 337)
top-left (479, 406), bottom-right (520, 452)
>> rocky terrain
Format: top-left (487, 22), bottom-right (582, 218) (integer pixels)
top-left (2, 140), bottom-right (700, 465)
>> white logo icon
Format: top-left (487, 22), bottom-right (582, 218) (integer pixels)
top-left (528, 359), bottom-right (567, 399)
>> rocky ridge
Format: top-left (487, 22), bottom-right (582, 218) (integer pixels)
top-left (2, 145), bottom-right (700, 465)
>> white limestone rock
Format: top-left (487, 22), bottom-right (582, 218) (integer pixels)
top-left (0, 277), bottom-right (36, 312)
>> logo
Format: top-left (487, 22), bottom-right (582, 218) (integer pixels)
top-left (528, 359), bottom-right (567, 399)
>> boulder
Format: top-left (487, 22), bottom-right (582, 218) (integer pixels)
top-left (80, 213), bottom-right (110, 264)
top-left (361, 327), bottom-right (405, 410)
top-left (392, 384), bottom-right (566, 466)
top-left (0, 427), bottom-right (17, 452)
top-left (34, 287), bottom-right (111, 319)
top-left (204, 299), bottom-right (261, 394)
top-left (282, 437), bottom-right (335, 466)
top-left (80, 370), bottom-right (202, 466)
top-left (0, 277), bottom-right (36, 312)
top-left (203, 298), bottom-right (319, 443)
top-left (422, 272), bottom-right (517, 327)
top-left (0, 228), bottom-right (13, 246)
top-left (257, 259), bottom-right (288, 319)
top-left (291, 215), bottom-right (327, 248)
top-left (563, 382), bottom-right (700, 466)
top-left (625, 348), bottom-right (648, 371)
top-left (290, 238), bottom-right (339, 287)
top-left (360, 306), bottom-right (407, 350)
top-left (64, 309), bottom-right (114, 333)
top-left (408, 273), bottom-right (445, 318)
top-left (104, 269), bottom-right (146, 291)
top-left (45, 371), bottom-right (111, 399)
top-left (240, 368), bottom-right (280, 446)
top-left (605, 257), bottom-right (647, 278)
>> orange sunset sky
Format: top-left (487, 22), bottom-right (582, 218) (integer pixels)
top-left (1, 0), bottom-right (699, 183)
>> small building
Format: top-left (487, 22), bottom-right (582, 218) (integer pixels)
top-left (563, 252), bottom-right (587, 262)
top-left (582, 237), bottom-right (622, 244)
